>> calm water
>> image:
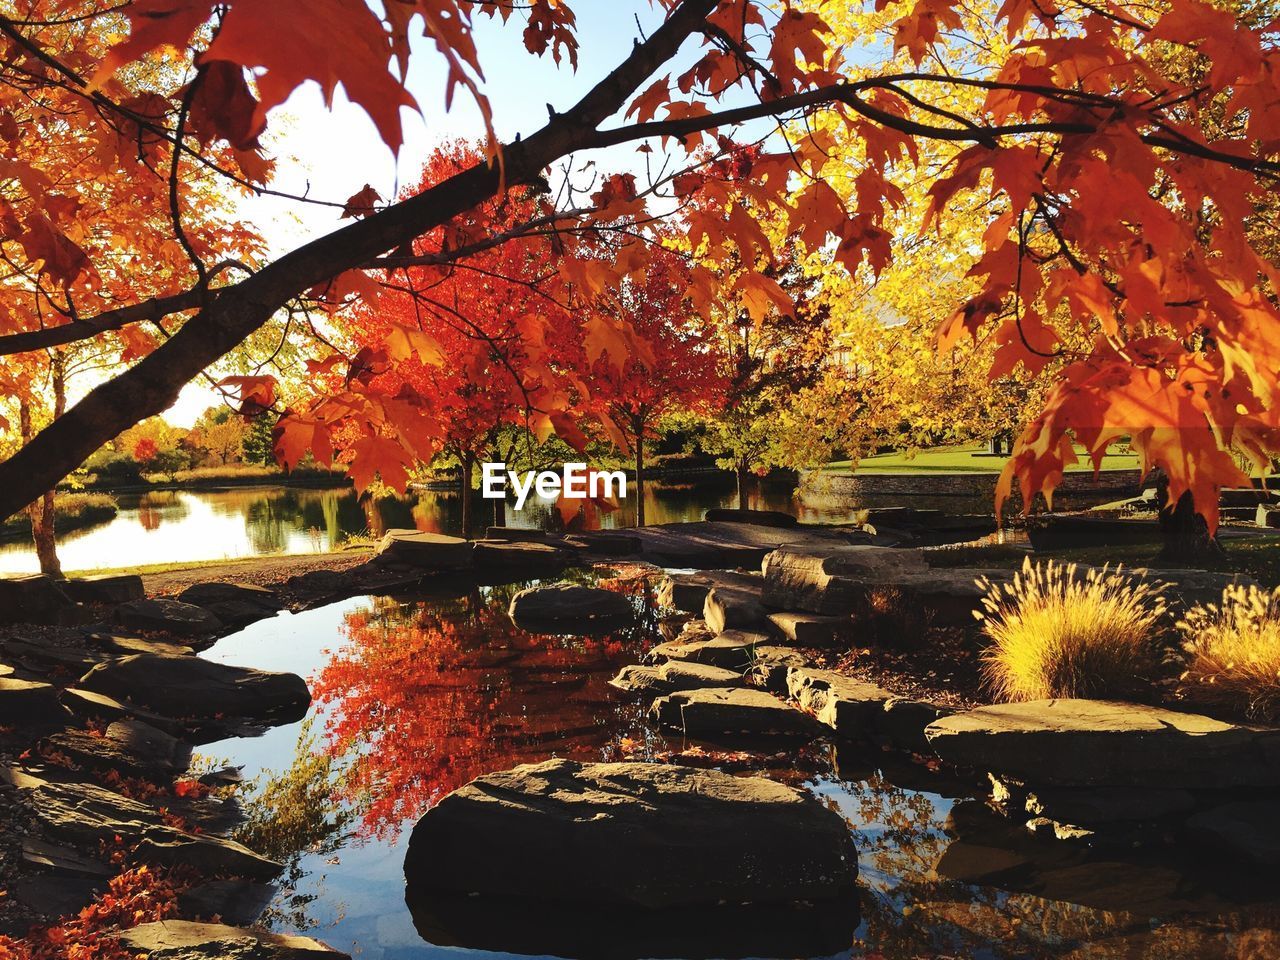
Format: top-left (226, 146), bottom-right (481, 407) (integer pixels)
top-left (201, 574), bottom-right (1280, 960)
top-left (0, 481), bottom-right (860, 574)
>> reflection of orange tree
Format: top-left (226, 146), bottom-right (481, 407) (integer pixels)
top-left (311, 581), bottom-right (654, 839)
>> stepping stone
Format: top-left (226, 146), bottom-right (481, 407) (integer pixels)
top-left (991, 776), bottom-right (1197, 825)
top-left (60, 687), bottom-right (185, 734)
top-left (750, 646), bottom-right (811, 691)
top-left (62, 574), bottom-right (145, 604)
top-left (508, 582), bottom-right (635, 633)
top-left (762, 545), bottom-right (925, 614)
top-left (83, 631), bottom-right (194, 658)
top-left (405, 758), bottom-right (858, 908)
top-left (647, 635), bottom-right (761, 670)
top-left (879, 697), bottom-right (952, 752)
top-left (113, 597), bottom-right (223, 638)
top-left (114, 921), bottom-right (346, 959)
top-left (925, 699), bottom-right (1280, 788)
top-left (0, 677), bottom-right (63, 723)
top-left (609, 660), bottom-right (742, 695)
top-left (768, 611), bottom-right (851, 647)
top-left (473, 541), bottom-right (568, 582)
top-left (786, 667), bottom-right (892, 738)
top-left (657, 570), bottom-right (766, 613)
top-left (703, 585), bottom-right (767, 634)
top-left (375, 529), bottom-right (474, 570)
top-left (650, 687), bottom-right (819, 736)
top-left (78, 653), bottom-right (310, 725)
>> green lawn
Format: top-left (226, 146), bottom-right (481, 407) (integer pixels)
top-left (824, 443), bottom-right (1142, 474)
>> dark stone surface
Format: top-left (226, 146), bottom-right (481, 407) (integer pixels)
top-left (473, 540), bottom-right (569, 583)
top-left (657, 570), bottom-right (765, 614)
top-left (650, 686), bottom-right (819, 736)
top-left (0, 676), bottom-right (64, 723)
top-left (0, 574), bottom-right (76, 625)
top-left (113, 597), bottom-right (224, 638)
top-left (703, 508), bottom-right (798, 528)
top-left (507, 582), bottom-right (635, 633)
top-left (40, 718), bottom-right (192, 780)
top-left (405, 759), bottom-right (858, 909)
top-left (62, 574), bottom-right (145, 604)
top-left (1186, 801), bottom-right (1280, 866)
top-left (177, 880), bottom-right (278, 927)
top-left (703, 585), bottom-right (768, 635)
top-left (786, 667), bottom-right (892, 738)
top-left (609, 660), bottom-right (743, 695)
top-left (78, 653), bottom-right (310, 725)
top-left (375, 529), bottom-right (474, 570)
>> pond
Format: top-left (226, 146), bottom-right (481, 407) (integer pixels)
top-left (200, 570), bottom-right (1280, 960)
top-left (0, 480), bottom-right (846, 574)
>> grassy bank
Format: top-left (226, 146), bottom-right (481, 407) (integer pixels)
top-left (80, 464), bottom-right (350, 493)
top-left (0, 493), bottom-right (118, 542)
top-left (826, 443), bottom-right (1142, 474)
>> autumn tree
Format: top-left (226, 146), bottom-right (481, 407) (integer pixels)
top-left (581, 243), bottom-right (726, 525)
top-left (188, 406), bottom-right (247, 464)
top-left (0, 0), bottom-right (1275, 562)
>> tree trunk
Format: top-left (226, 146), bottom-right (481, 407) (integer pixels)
top-left (1153, 474), bottom-right (1225, 565)
top-left (634, 436), bottom-right (646, 528)
top-left (459, 450), bottom-right (475, 540)
top-left (19, 360), bottom-right (65, 578)
top-left (736, 461), bottom-right (749, 511)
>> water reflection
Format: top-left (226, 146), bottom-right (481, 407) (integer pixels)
top-left (199, 582), bottom-right (1280, 960)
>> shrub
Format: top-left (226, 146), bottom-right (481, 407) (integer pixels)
top-left (977, 558), bottom-right (1167, 702)
top-left (1178, 584), bottom-right (1280, 722)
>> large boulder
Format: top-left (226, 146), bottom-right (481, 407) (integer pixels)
top-left (926, 699), bottom-right (1280, 788)
top-left (405, 759), bottom-right (858, 909)
top-left (507, 581), bottom-right (635, 633)
top-left (77, 653), bottom-right (310, 725)
top-left (0, 574), bottom-right (76, 625)
top-left (375, 529), bottom-right (474, 570)
top-left (650, 687), bottom-right (819, 737)
top-left (114, 598), bottom-right (223, 638)
top-left (114, 921), bottom-right (346, 959)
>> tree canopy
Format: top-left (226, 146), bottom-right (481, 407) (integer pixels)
top-left (0, 0), bottom-right (1276, 530)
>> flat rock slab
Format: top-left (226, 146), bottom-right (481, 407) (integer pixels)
top-left (41, 718), bottom-right (191, 780)
top-left (3, 768), bottom-right (279, 880)
top-left (0, 677), bottom-right (63, 723)
top-left (768, 611), bottom-right (851, 647)
top-left (115, 920), bottom-right (347, 959)
top-left (60, 686), bottom-right (186, 734)
top-left (703, 585), bottom-right (769, 635)
top-left (651, 687), bottom-right (819, 737)
top-left (473, 541), bottom-right (568, 582)
top-left (926, 699), bottom-right (1280, 788)
top-left (1186, 801), bottom-right (1280, 866)
top-left (84, 631), bottom-right (195, 658)
top-left (657, 570), bottom-right (765, 613)
top-left (0, 574), bottom-right (75, 625)
top-left (647, 635), bottom-right (762, 670)
top-left (609, 660), bottom-right (742, 696)
top-left (114, 598), bottom-right (223, 638)
top-left (78, 653), bottom-right (310, 725)
top-left (62, 574), bottom-right (145, 604)
top-left (621, 521), bottom-right (879, 569)
top-left (787, 667), bottom-right (893, 739)
top-left (405, 758), bottom-right (858, 908)
top-left (508, 582), bottom-right (635, 633)
top-left (703, 508), bottom-right (799, 528)
top-left (762, 545), bottom-right (926, 614)
top-left (376, 529), bottom-right (474, 570)
top-left (178, 582), bottom-right (286, 627)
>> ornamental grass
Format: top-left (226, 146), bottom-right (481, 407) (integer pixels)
top-left (1178, 584), bottom-right (1280, 722)
top-left (977, 558), bottom-right (1167, 702)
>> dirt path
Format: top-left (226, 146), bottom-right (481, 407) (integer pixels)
top-left (137, 548), bottom-right (373, 597)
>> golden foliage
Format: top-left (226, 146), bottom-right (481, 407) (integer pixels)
top-left (1178, 584), bottom-right (1280, 722)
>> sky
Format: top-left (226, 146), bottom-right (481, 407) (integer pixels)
top-left (167, 0), bottom-right (698, 425)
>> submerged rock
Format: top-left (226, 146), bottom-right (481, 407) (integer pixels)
top-left (1186, 801), bottom-right (1280, 866)
top-left (650, 686), bottom-right (818, 736)
top-left (507, 581), bottom-right (635, 633)
top-left (115, 920), bottom-right (346, 959)
top-left (926, 699), bottom-right (1280, 788)
top-left (78, 653), bottom-right (310, 725)
top-left (113, 597), bottom-right (224, 638)
top-left (405, 758), bottom-right (858, 909)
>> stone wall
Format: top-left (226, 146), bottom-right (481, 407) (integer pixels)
top-left (801, 469), bottom-right (1145, 502)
